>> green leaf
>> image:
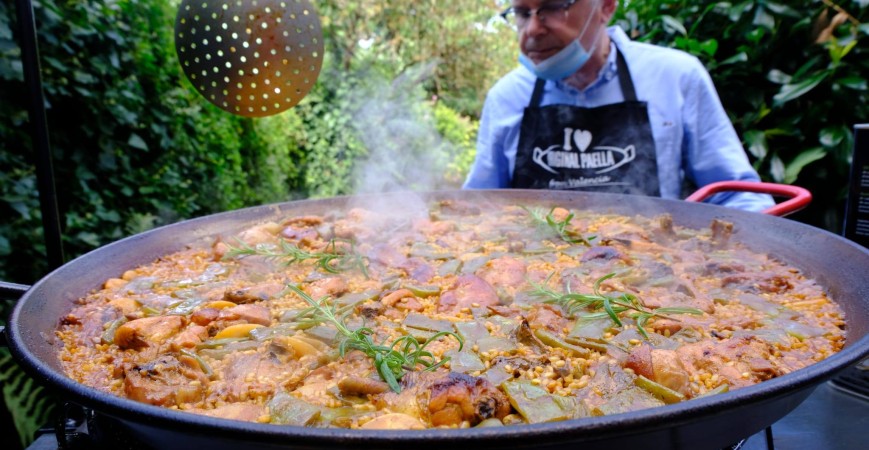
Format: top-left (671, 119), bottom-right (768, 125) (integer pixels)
top-left (766, 69), bottom-right (791, 85)
top-left (127, 133), bottom-right (149, 151)
top-left (769, 154), bottom-right (786, 183)
top-left (719, 52), bottom-right (748, 66)
top-left (819, 127), bottom-right (847, 148)
top-left (661, 15), bottom-right (687, 36)
top-left (784, 148), bottom-right (827, 184)
top-left (743, 130), bottom-right (768, 160)
top-left (773, 71), bottom-right (829, 106)
top-left (752, 7), bottom-right (776, 30)
top-left (836, 76), bottom-right (868, 91)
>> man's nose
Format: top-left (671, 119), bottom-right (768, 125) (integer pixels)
top-left (524, 14), bottom-right (547, 37)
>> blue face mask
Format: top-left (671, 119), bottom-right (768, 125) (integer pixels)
top-left (518, 5), bottom-right (601, 81)
top-left (519, 39), bottom-right (593, 80)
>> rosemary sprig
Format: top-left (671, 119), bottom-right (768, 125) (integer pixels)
top-left (523, 206), bottom-right (595, 246)
top-left (286, 285), bottom-right (463, 392)
top-left (528, 273), bottom-right (704, 339)
top-left (223, 238), bottom-right (369, 278)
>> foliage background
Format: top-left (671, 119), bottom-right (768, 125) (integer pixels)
top-left (0, 0), bottom-right (866, 447)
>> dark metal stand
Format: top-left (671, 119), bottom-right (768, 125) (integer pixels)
top-left (13, 0), bottom-right (64, 270)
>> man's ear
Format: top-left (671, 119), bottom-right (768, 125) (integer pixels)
top-left (601, 0), bottom-right (618, 20)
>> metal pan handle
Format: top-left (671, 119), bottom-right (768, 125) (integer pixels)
top-left (685, 181), bottom-right (812, 217)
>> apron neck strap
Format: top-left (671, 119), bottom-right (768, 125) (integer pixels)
top-left (615, 46), bottom-right (637, 102)
top-left (528, 43), bottom-right (638, 107)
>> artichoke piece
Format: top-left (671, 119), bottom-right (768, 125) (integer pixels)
top-left (335, 290), bottom-right (381, 310)
top-left (408, 242), bottom-right (453, 260)
top-left (737, 293), bottom-right (783, 317)
top-left (460, 255), bottom-right (493, 274)
top-left (634, 375), bottom-right (686, 404)
top-left (502, 381), bottom-right (587, 423)
top-left (444, 349), bottom-right (486, 374)
top-left (250, 323), bottom-right (296, 340)
top-left (269, 392), bottom-right (321, 426)
top-left (437, 259), bottom-right (462, 276)
top-left (591, 386), bottom-right (665, 416)
top-left (455, 321), bottom-right (490, 344)
top-left (568, 317), bottom-right (612, 340)
top-left (476, 336), bottom-right (517, 354)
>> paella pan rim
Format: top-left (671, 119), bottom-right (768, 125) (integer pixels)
top-left (7, 189), bottom-right (869, 445)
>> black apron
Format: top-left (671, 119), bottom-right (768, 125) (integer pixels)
top-left (511, 47), bottom-right (661, 196)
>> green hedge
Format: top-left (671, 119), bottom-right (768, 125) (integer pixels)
top-left (615, 0), bottom-right (869, 230)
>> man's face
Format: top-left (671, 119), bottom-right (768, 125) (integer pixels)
top-left (512, 0), bottom-right (601, 64)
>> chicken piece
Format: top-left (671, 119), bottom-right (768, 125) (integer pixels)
top-left (525, 304), bottom-right (568, 333)
top-left (305, 277), bottom-right (348, 300)
top-left (169, 325), bottom-right (209, 351)
top-left (649, 349), bottom-right (691, 395)
top-left (375, 371), bottom-right (510, 427)
top-left (114, 316), bottom-right (185, 350)
top-left (338, 376), bottom-right (391, 396)
top-left (123, 355), bottom-right (208, 406)
top-left (218, 304), bottom-right (272, 326)
top-left (191, 403), bottom-right (268, 422)
top-left (211, 350), bottom-right (305, 402)
top-left (477, 256), bottom-right (528, 290)
top-left (438, 275), bottom-right (500, 314)
top-left (223, 282), bottom-right (285, 304)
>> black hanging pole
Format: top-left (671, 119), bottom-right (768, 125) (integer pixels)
top-left (14, 0), bottom-right (65, 270)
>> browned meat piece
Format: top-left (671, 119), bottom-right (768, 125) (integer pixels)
top-left (283, 215), bottom-right (324, 227)
top-left (211, 350), bottom-right (305, 402)
top-left (218, 304), bottom-right (272, 326)
top-left (375, 372), bottom-right (510, 427)
top-left (649, 349), bottom-right (691, 394)
top-left (710, 219), bottom-right (733, 248)
top-left (525, 304), bottom-right (568, 333)
top-left (190, 307), bottom-right (220, 326)
top-left (190, 403), bottom-right (267, 422)
top-left (406, 258), bottom-right (435, 283)
top-left (477, 256), bottom-right (527, 290)
top-left (169, 325), bottom-right (209, 351)
top-left (437, 200), bottom-right (481, 216)
top-left (114, 316), bottom-right (185, 350)
top-left (123, 355), bottom-right (208, 406)
top-left (62, 303), bottom-right (123, 348)
top-left (625, 343), bottom-right (654, 379)
top-left (412, 218), bottom-right (457, 236)
top-left (280, 225), bottom-right (319, 244)
top-left (223, 282), bottom-right (285, 304)
top-left (437, 275), bottom-right (500, 313)
top-left (580, 246), bottom-right (626, 263)
top-left (676, 336), bottom-right (780, 388)
top-left (305, 277), bottom-right (348, 300)
top-left (338, 376), bottom-right (390, 396)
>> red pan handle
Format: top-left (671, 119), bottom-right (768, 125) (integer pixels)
top-left (685, 181), bottom-right (812, 217)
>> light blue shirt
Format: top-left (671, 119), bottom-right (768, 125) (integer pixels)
top-left (464, 27), bottom-right (774, 212)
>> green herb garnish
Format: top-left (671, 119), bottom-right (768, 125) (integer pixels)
top-left (528, 273), bottom-right (704, 339)
top-left (224, 238), bottom-right (369, 278)
top-left (523, 206), bottom-right (595, 246)
top-left (286, 285), bottom-right (463, 392)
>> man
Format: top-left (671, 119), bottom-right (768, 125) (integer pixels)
top-left (463, 0), bottom-right (774, 212)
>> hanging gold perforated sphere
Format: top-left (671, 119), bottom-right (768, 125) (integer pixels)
top-left (175, 0), bottom-right (324, 117)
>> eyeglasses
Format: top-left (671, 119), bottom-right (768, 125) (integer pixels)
top-left (501, 0), bottom-right (580, 29)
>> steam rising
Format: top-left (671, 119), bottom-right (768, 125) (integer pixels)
top-left (342, 61), bottom-right (457, 224)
